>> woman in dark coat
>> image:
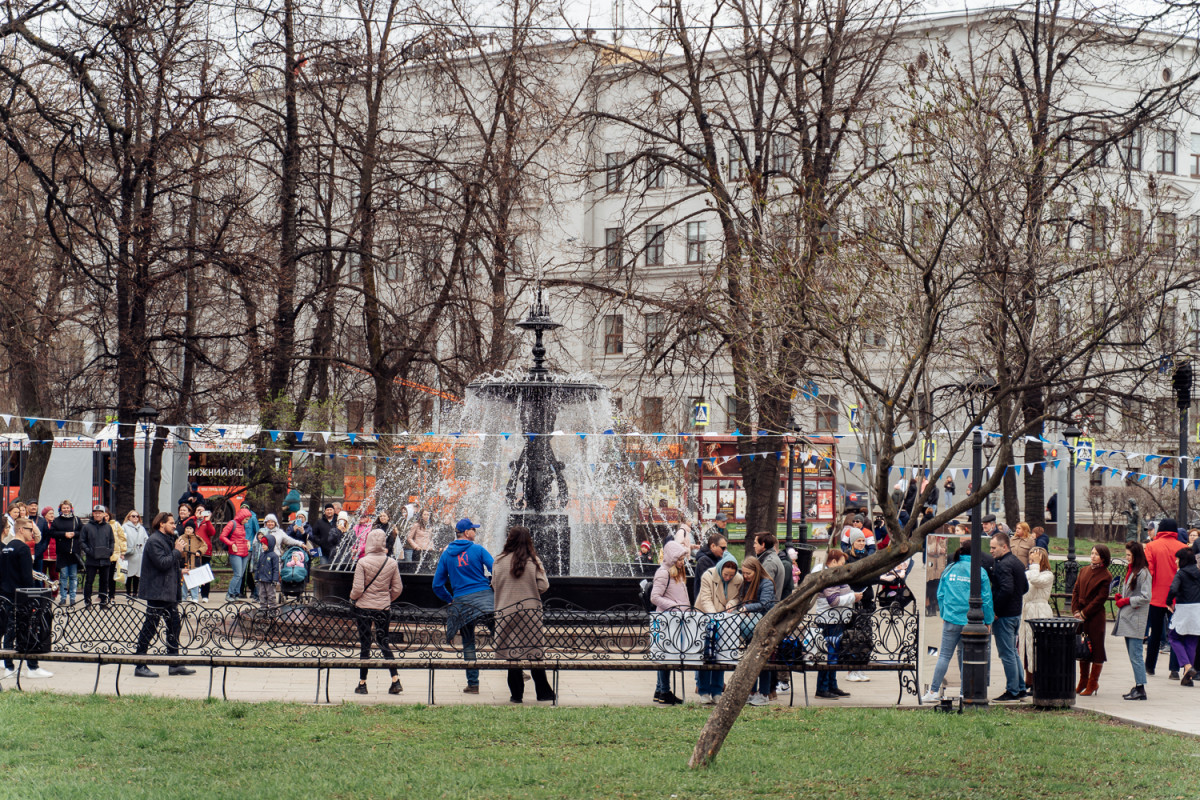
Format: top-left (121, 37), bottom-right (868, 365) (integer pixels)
top-left (1072, 544), bottom-right (1112, 696)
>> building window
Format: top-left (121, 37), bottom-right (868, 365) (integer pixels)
top-left (727, 139), bottom-right (743, 180)
top-left (725, 396), bottom-right (740, 428)
top-left (645, 312), bottom-right (667, 353)
top-left (641, 397), bottom-right (664, 431)
top-left (860, 328), bottom-right (886, 348)
top-left (645, 224), bottom-right (665, 266)
top-left (605, 152), bottom-right (624, 193)
top-left (770, 137), bottom-right (794, 175)
top-left (1048, 202), bottom-right (1072, 249)
top-left (1191, 133), bottom-right (1200, 177)
top-left (605, 227), bottom-right (624, 270)
top-left (1158, 130), bottom-right (1177, 174)
top-left (1190, 308), bottom-right (1200, 350)
top-left (603, 314), bottom-right (624, 355)
top-left (815, 396), bottom-right (839, 432)
top-left (1122, 129), bottom-right (1143, 170)
top-left (684, 144), bottom-right (704, 185)
top-left (1121, 208), bottom-right (1144, 253)
top-left (1085, 205), bottom-right (1108, 252)
top-left (1157, 213), bottom-right (1178, 254)
top-left (346, 400), bottom-right (366, 433)
top-left (863, 124), bottom-right (885, 167)
top-left (1151, 398), bottom-right (1175, 436)
top-left (1189, 217), bottom-right (1200, 259)
top-left (686, 221), bottom-right (706, 263)
top-left (644, 149), bottom-right (665, 189)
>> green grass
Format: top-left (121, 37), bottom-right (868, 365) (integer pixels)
top-left (1, 694), bottom-right (1197, 799)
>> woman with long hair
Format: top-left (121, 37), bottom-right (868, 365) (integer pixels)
top-left (493, 525), bottom-right (555, 703)
top-left (649, 540), bottom-right (690, 705)
top-left (735, 555), bottom-right (776, 706)
top-left (1072, 544), bottom-right (1113, 696)
top-left (349, 529), bottom-right (403, 695)
top-left (122, 510), bottom-right (148, 597)
top-left (1020, 547), bottom-right (1054, 687)
top-left (1010, 522), bottom-right (1034, 567)
top-left (1113, 541), bottom-right (1152, 700)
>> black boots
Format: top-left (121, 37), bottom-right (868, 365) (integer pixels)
top-left (1121, 685), bottom-right (1147, 701)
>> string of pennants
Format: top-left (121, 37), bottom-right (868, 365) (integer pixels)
top-left (3, 410), bottom-right (1200, 490)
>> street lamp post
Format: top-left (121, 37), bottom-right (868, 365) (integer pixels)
top-left (1064, 422), bottom-right (1081, 595)
top-left (785, 429), bottom-right (795, 549)
top-left (138, 406), bottom-right (159, 517)
top-left (1175, 363), bottom-right (1192, 525)
top-left (961, 425), bottom-right (990, 707)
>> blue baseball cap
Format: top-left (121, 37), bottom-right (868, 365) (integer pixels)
top-left (455, 518), bottom-right (480, 534)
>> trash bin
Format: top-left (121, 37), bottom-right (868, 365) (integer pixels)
top-left (1028, 617), bottom-right (1080, 708)
top-left (14, 587), bottom-right (53, 654)
top-left (790, 543), bottom-right (816, 575)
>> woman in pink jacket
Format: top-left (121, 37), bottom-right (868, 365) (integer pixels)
top-left (650, 540), bottom-right (690, 705)
top-left (350, 529), bottom-right (404, 695)
top-left (220, 507), bottom-right (252, 601)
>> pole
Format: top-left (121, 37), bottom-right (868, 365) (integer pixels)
top-left (1065, 440), bottom-right (1078, 595)
top-left (799, 443), bottom-right (808, 543)
top-left (1180, 405), bottom-right (1189, 525)
top-left (961, 427), bottom-right (990, 708)
top-left (785, 438), bottom-right (794, 548)
top-left (142, 423), bottom-right (152, 516)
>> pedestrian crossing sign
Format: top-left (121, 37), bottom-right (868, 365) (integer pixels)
top-left (692, 402), bottom-right (710, 427)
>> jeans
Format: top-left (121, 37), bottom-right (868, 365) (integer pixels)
top-left (696, 670), bottom-right (725, 697)
top-left (755, 671), bottom-right (772, 695)
top-left (462, 622), bottom-right (479, 687)
top-left (182, 579), bottom-right (199, 602)
top-left (1146, 606), bottom-right (1179, 673)
top-left (83, 564), bottom-right (112, 606)
top-left (929, 622), bottom-right (965, 693)
top-left (1168, 629), bottom-right (1198, 669)
top-left (993, 616), bottom-right (1024, 694)
top-left (135, 601), bottom-right (182, 655)
top-left (1125, 637), bottom-right (1147, 685)
top-left (226, 554), bottom-right (248, 599)
top-left (656, 669), bottom-right (671, 694)
top-left (816, 623), bottom-right (843, 693)
top-left (59, 563), bottom-right (78, 602)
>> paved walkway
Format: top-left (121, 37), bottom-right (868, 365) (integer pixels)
top-left (2, 562), bottom-right (1196, 738)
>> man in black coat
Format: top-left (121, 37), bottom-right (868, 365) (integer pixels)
top-left (310, 503), bottom-right (339, 564)
top-left (693, 531), bottom-right (728, 596)
top-left (1, 519), bottom-right (52, 679)
top-left (79, 506), bottom-right (115, 608)
top-left (988, 530), bottom-right (1029, 702)
top-left (132, 512), bottom-right (196, 678)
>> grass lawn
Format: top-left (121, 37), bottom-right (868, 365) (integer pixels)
top-left (1, 694), bottom-right (1197, 800)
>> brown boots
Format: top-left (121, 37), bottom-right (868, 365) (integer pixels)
top-left (1079, 663), bottom-right (1103, 696)
top-left (1076, 661), bottom-right (1090, 694)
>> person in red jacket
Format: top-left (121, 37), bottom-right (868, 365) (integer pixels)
top-left (220, 507), bottom-right (252, 601)
top-left (195, 510), bottom-right (216, 602)
top-left (1145, 518), bottom-right (1188, 678)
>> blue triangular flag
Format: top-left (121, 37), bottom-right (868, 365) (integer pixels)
top-left (269, 430), bottom-right (280, 442)
top-left (25, 417), bottom-right (36, 427)
top-left (56, 420), bottom-right (66, 429)
top-left (295, 431), bottom-right (304, 443)
top-left (217, 428), bottom-right (226, 437)
top-left (348, 432), bottom-right (357, 444)
top-left (502, 433), bottom-right (511, 440)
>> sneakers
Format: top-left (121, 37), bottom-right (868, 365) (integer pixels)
top-left (463, 685), bottom-right (480, 694)
top-left (697, 693), bottom-right (715, 705)
top-left (23, 667), bottom-right (53, 679)
top-left (747, 692), bottom-right (769, 706)
top-left (654, 690), bottom-right (683, 705)
top-left (992, 691), bottom-right (1022, 703)
top-left (921, 690), bottom-right (941, 704)
top-left (355, 683), bottom-right (368, 695)
top-left (846, 671), bottom-right (870, 682)
top-left (389, 680), bottom-right (403, 695)
top-left (1, 668), bottom-right (17, 680)
top-left (777, 681), bottom-right (790, 693)
top-left (133, 665), bottom-right (159, 678)
top-left (168, 666), bottom-right (196, 676)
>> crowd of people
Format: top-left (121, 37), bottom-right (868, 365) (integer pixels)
top-left (924, 515), bottom-right (1200, 704)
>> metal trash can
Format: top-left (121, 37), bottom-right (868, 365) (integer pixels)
top-left (791, 543), bottom-right (816, 576)
top-left (1028, 617), bottom-right (1080, 708)
top-left (14, 587), bottom-right (53, 654)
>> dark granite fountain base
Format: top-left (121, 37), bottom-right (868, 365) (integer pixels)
top-left (312, 565), bottom-right (651, 611)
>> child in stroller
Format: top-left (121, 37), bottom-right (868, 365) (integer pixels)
top-left (280, 545), bottom-right (312, 600)
top-left (877, 555), bottom-right (915, 610)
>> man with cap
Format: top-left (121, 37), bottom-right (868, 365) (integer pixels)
top-left (1146, 518), bottom-right (1188, 678)
top-left (177, 482), bottom-right (206, 511)
top-left (703, 512), bottom-right (729, 544)
top-left (432, 518), bottom-right (495, 693)
top-left (79, 505), bottom-right (115, 608)
top-left (311, 503), bottom-right (340, 564)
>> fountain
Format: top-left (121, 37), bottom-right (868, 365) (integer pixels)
top-left (310, 288), bottom-right (655, 610)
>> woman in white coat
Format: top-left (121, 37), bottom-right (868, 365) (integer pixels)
top-left (122, 510), bottom-right (149, 597)
top-left (1020, 547), bottom-right (1054, 687)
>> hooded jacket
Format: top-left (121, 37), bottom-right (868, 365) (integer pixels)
top-left (693, 544), bottom-right (722, 596)
top-left (695, 552), bottom-right (743, 613)
top-left (219, 507), bottom-right (252, 557)
top-left (650, 541), bottom-right (691, 611)
top-left (937, 556), bottom-right (995, 626)
top-left (80, 515), bottom-right (115, 566)
top-left (1146, 528), bottom-right (1188, 607)
top-left (351, 529), bottom-right (404, 610)
top-left (432, 536), bottom-right (495, 603)
top-left (195, 518), bottom-right (216, 556)
top-left (255, 534), bottom-right (281, 583)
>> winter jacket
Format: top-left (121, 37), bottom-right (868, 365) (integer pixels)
top-left (1167, 564), bottom-right (1200, 636)
top-left (123, 522), bottom-right (148, 578)
top-left (1146, 529), bottom-right (1188, 607)
top-left (1034, 532), bottom-right (1049, 550)
top-left (79, 517), bottom-right (115, 566)
top-left (650, 541), bottom-right (691, 611)
top-left (49, 513), bottom-right (83, 564)
top-left (138, 529), bottom-right (184, 603)
top-left (178, 488), bottom-right (206, 509)
top-left (759, 549), bottom-right (792, 600)
top-left (989, 551), bottom-right (1029, 618)
top-left (351, 530), bottom-right (403, 610)
top-left (1009, 537), bottom-right (1034, 567)
top-left (258, 525), bottom-right (306, 556)
top-left (693, 545), bottom-right (722, 596)
top-left (811, 563), bottom-right (856, 617)
top-left (311, 514), bottom-right (340, 554)
top-left (736, 571), bottom-right (776, 614)
top-left (219, 507), bottom-right (252, 557)
top-left (1112, 567), bottom-right (1152, 639)
top-left (109, 520), bottom-right (127, 564)
top-left (937, 557), bottom-right (995, 626)
top-left (255, 534), bottom-right (281, 583)
top-left (432, 537), bottom-right (495, 603)
top-left (245, 513), bottom-right (261, 565)
top-left (0, 537), bottom-right (33, 597)
top-left (195, 520), bottom-right (216, 556)
top-left (694, 553), bottom-right (743, 613)
top-left (492, 551), bottom-right (549, 660)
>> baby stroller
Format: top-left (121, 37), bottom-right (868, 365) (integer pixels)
top-left (280, 545), bottom-right (312, 601)
top-left (877, 556), bottom-right (915, 610)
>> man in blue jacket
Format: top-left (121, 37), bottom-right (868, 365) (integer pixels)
top-left (433, 518), bottom-right (494, 694)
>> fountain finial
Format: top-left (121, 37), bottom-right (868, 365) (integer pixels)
top-left (515, 282), bottom-right (562, 379)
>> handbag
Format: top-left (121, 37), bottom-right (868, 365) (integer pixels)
top-left (1075, 632), bottom-right (1093, 661)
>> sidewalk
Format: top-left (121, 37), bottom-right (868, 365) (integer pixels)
top-left (2, 562), bottom-right (1195, 737)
